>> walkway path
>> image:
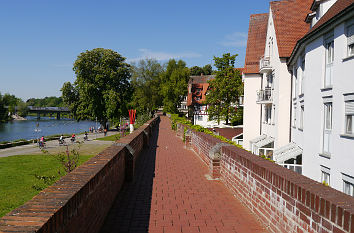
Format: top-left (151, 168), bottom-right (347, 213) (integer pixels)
top-left (100, 116), bottom-right (268, 233)
top-left (0, 131), bottom-right (118, 157)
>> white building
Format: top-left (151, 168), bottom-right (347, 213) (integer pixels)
top-left (288, 0), bottom-right (354, 195)
top-left (243, 13), bottom-right (268, 151)
top-left (244, 0), bottom-right (313, 163)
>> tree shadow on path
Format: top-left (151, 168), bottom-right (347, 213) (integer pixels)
top-left (99, 120), bottom-right (160, 233)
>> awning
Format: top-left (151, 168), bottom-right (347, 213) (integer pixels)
top-left (250, 134), bottom-right (266, 144)
top-left (273, 142), bottom-right (302, 163)
top-left (254, 136), bottom-right (274, 148)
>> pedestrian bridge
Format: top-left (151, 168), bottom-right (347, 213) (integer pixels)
top-left (0, 116), bottom-right (353, 233)
top-left (27, 106), bottom-right (70, 119)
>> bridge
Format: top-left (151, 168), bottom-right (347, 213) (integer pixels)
top-left (27, 106), bottom-right (70, 119)
top-left (0, 115), bottom-right (353, 233)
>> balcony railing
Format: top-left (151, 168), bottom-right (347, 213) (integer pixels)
top-left (259, 56), bottom-right (272, 73)
top-left (256, 88), bottom-right (272, 103)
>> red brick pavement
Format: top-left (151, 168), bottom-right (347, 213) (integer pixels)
top-left (100, 116), bottom-right (268, 233)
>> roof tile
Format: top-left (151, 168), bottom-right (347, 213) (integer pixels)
top-left (244, 13), bottom-right (269, 74)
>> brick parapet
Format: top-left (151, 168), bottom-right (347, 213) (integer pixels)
top-left (173, 121), bottom-right (354, 233)
top-left (0, 116), bottom-right (160, 233)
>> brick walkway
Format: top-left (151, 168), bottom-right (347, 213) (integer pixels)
top-left (100, 116), bottom-right (268, 233)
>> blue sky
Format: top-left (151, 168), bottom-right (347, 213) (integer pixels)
top-left (0, 0), bottom-right (270, 100)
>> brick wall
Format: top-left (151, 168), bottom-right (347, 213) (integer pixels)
top-left (175, 122), bottom-right (354, 233)
top-left (0, 116), bottom-right (160, 233)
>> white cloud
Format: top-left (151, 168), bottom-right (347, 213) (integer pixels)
top-left (127, 49), bottom-right (202, 63)
top-left (220, 32), bottom-right (248, 47)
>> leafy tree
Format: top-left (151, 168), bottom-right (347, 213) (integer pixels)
top-left (206, 53), bottom-right (243, 125)
top-left (130, 59), bottom-right (163, 114)
top-left (26, 96), bottom-right (64, 107)
top-left (189, 64), bottom-right (213, 76)
top-left (0, 93), bottom-right (8, 122)
top-left (160, 59), bottom-right (190, 113)
top-left (190, 66), bottom-right (204, 76)
top-left (202, 64), bottom-right (213, 75)
top-left (61, 48), bottom-right (131, 126)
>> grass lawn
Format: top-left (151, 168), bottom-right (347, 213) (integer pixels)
top-left (0, 154), bottom-right (94, 217)
top-left (96, 133), bottom-right (123, 141)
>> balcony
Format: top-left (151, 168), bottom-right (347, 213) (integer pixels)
top-left (259, 56), bottom-right (272, 73)
top-left (256, 87), bottom-right (273, 104)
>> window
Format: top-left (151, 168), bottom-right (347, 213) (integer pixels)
top-left (266, 73), bottom-right (273, 88)
top-left (343, 181), bottom-right (354, 196)
top-left (323, 102), bottom-right (332, 154)
top-left (324, 35), bottom-right (334, 87)
top-left (345, 101), bottom-right (354, 134)
top-left (343, 174), bottom-right (354, 196)
top-left (294, 68), bottom-right (298, 97)
top-left (293, 105), bottom-right (297, 127)
top-left (324, 103), bottom-right (332, 130)
top-left (264, 105), bottom-right (272, 124)
top-left (197, 115), bottom-right (203, 121)
top-left (300, 55), bottom-right (305, 94)
top-left (347, 23), bottom-right (354, 56)
top-left (321, 166), bottom-right (330, 186)
top-left (321, 171), bottom-right (330, 185)
top-left (300, 105), bottom-right (304, 129)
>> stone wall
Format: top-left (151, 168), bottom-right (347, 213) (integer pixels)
top-left (176, 122), bottom-right (354, 233)
top-left (0, 116), bottom-right (159, 233)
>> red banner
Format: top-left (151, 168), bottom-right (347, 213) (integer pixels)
top-left (128, 109), bottom-right (136, 124)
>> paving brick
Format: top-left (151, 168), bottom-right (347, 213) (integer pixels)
top-left (99, 117), bottom-right (268, 232)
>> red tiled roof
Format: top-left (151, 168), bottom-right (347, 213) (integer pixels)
top-left (187, 75), bottom-right (215, 106)
top-left (289, 0), bottom-right (354, 64)
top-left (207, 128), bottom-right (243, 140)
top-left (271, 0), bottom-right (313, 58)
top-left (244, 13), bottom-right (269, 74)
top-left (307, 0), bottom-right (354, 34)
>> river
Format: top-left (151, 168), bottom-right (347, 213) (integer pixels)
top-left (0, 116), bottom-right (96, 142)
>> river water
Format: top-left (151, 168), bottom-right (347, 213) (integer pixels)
top-left (0, 116), bottom-right (96, 142)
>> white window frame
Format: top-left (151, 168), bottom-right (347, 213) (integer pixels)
top-left (264, 105), bottom-right (272, 124)
top-left (324, 103), bottom-right (332, 130)
top-left (300, 55), bottom-right (305, 95)
top-left (342, 173), bottom-right (354, 197)
top-left (346, 23), bottom-right (354, 57)
top-left (299, 105), bottom-right (304, 130)
top-left (324, 34), bottom-right (334, 87)
top-left (293, 104), bottom-right (297, 127)
top-left (345, 101), bottom-right (354, 135)
top-left (323, 102), bottom-right (332, 154)
top-left (321, 166), bottom-right (330, 186)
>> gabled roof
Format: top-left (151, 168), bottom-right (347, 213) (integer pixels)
top-left (307, 0), bottom-right (354, 34)
top-left (244, 13), bottom-right (269, 74)
top-left (271, 0), bottom-right (313, 58)
top-left (289, 0), bottom-right (354, 64)
top-left (187, 75), bottom-right (215, 106)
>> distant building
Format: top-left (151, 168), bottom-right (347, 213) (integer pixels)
top-left (186, 74), bottom-right (216, 127)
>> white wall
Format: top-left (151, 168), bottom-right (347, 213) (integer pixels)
top-left (291, 19), bottom-right (354, 193)
top-left (243, 73), bottom-right (262, 150)
top-left (259, 8), bottom-right (291, 149)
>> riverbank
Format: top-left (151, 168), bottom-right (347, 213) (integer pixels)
top-left (0, 131), bottom-right (119, 158)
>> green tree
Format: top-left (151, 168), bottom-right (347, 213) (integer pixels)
top-left (0, 93), bottom-right (9, 122)
top-left (206, 53), bottom-right (243, 125)
top-left (160, 59), bottom-right (190, 113)
top-left (189, 64), bottom-right (213, 76)
top-left (61, 48), bottom-right (132, 126)
top-left (131, 59), bottom-right (163, 114)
